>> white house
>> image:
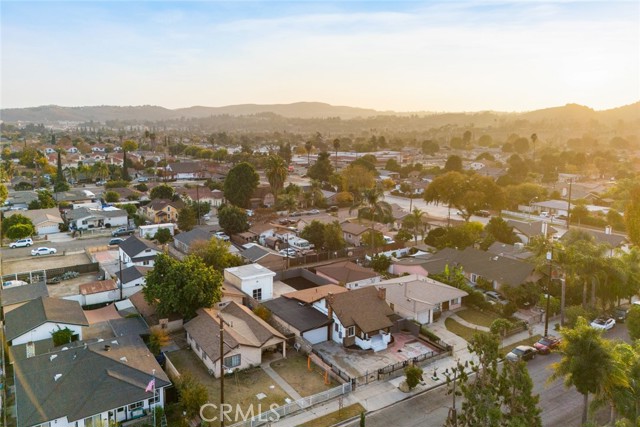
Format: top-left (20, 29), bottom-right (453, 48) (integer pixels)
top-left (4, 297), bottom-right (89, 346)
top-left (118, 236), bottom-right (161, 268)
top-left (138, 223), bottom-right (176, 238)
top-left (11, 334), bottom-right (170, 427)
top-left (116, 265), bottom-right (151, 298)
top-left (4, 207), bottom-right (63, 236)
top-left (224, 264), bottom-right (275, 302)
top-left (65, 207), bottom-right (128, 231)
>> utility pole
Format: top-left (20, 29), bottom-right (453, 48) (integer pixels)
top-left (545, 248), bottom-right (553, 337)
top-left (118, 252), bottom-right (123, 301)
top-left (566, 179), bottom-right (573, 230)
top-left (196, 185), bottom-right (201, 226)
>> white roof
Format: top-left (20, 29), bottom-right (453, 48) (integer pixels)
top-left (225, 263), bottom-right (275, 279)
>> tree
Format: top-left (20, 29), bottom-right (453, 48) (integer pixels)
top-left (333, 138), bottom-right (341, 169)
top-left (28, 190), bottom-right (57, 210)
top-left (177, 372), bottom-right (209, 418)
top-left (402, 208), bottom-right (426, 244)
top-left (323, 221), bottom-right (346, 251)
top-left (351, 186), bottom-right (392, 249)
top-left (51, 326), bottom-right (75, 346)
top-left (307, 151), bottom-right (334, 184)
top-left (154, 228), bottom-right (173, 244)
top-left (484, 217), bottom-right (518, 244)
top-left (489, 318), bottom-right (513, 337)
top-left (340, 164), bottom-right (375, 195)
top-left (55, 150), bottom-right (66, 186)
top-left (189, 237), bottom-right (244, 272)
top-left (370, 254), bottom-right (391, 275)
top-left (0, 183), bottom-right (7, 207)
top-left (444, 155), bottom-right (463, 172)
top-left (121, 140), bottom-right (138, 181)
top-left (148, 329), bottom-right (169, 355)
top-left (224, 162), bottom-right (259, 208)
top-left (549, 317), bottom-right (628, 425)
top-left (300, 220), bottom-right (326, 250)
top-left (218, 204), bottom-right (249, 235)
top-left (305, 140), bottom-right (313, 166)
top-left (625, 184), bottom-right (640, 246)
top-left (426, 222), bottom-right (484, 250)
top-left (144, 253), bottom-right (223, 319)
top-left (361, 230), bottom-right (385, 249)
top-left (264, 155), bottom-right (288, 202)
top-left (499, 355), bottom-right (542, 426)
top-left (103, 191), bottom-right (120, 203)
top-left (404, 365), bottom-right (423, 390)
top-left (7, 222), bottom-right (35, 240)
top-left (628, 305), bottom-right (640, 341)
top-left (2, 213), bottom-right (34, 237)
top-left (395, 228), bottom-right (412, 243)
top-left (359, 411), bottom-right (366, 427)
top-left (177, 207), bottom-right (197, 232)
top-left (150, 184), bottom-right (175, 200)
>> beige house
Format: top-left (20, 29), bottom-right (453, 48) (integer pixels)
top-left (140, 199), bottom-right (184, 223)
top-left (184, 302), bottom-right (286, 377)
top-left (340, 222), bottom-right (371, 247)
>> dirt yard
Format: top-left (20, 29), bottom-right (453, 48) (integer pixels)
top-left (270, 352), bottom-right (338, 397)
top-left (2, 253), bottom-right (92, 275)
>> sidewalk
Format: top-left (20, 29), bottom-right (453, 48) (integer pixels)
top-left (273, 310), bottom-right (554, 426)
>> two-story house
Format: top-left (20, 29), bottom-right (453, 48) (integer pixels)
top-left (118, 236), bottom-right (161, 268)
top-left (224, 264), bottom-right (275, 302)
top-left (140, 199), bottom-right (184, 224)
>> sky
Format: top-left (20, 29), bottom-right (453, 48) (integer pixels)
top-left (1, 1), bottom-right (639, 112)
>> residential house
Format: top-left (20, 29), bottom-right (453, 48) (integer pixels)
top-left (184, 302), bottom-right (286, 378)
top-left (173, 227), bottom-right (213, 254)
top-left (165, 161), bottom-right (205, 180)
top-left (408, 247), bottom-right (539, 291)
top-left (176, 186), bottom-right (217, 207)
top-left (76, 279), bottom-right (119, 306)
top-left (11, 334), bottom-right (170, 427)
top-left (65, 207), bottom-right (128, 231)
top-left (5, 190), bottom-right (38, 210)
top-left (118, 236), bottom-right (161, 268)
top-left (507, 219), bottom-right (558, 244)
top-left (211, 189), bottom-right (225, 207)
top-left (224, 264), bottom-right (276, 302)
top-left (561, 226), bottom-right (628, 256)
top-left (0, 282), bottom-right (49, 314)
top-left (389, 203), bottom-right (410, 230)
top-left (54, 189), bottom-right (98, 208)
top-left (140, 199), bottom-right (183, 224)
top-left (250, 184), bottom-right (275, 208)
top-left (4, 207), bottom-right (63, 235)
top-left (322, 286), bottom-right (395, 351)
top-left (315, 261), bottom-right (381, 289)
top-left (487, 242), bottom-right (533, 260)
top-left (116, 266), bottom-right (151, 298)
top-left (129, 291), bottom-right (183, 332)
top-left (240, 245), bottom-right (286, 272)
top-left (4, 296), bottom-right (89, 346)
top-left (363, 274), bottom-right (468, 324)
top-left (341, 222), bottom-right (371, 247)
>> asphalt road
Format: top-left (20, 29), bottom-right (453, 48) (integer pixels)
top-left (0, 235), bottom-right (113, 260)
top-left (345, 325), bottom-right (629, 427)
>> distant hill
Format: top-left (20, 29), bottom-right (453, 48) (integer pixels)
top-left (1, 101), bottom-right (638, 125)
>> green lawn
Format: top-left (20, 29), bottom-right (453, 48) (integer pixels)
top-left (298, 403), bottom-right (365, 427)
top-left (455, 308), bottom-right (501, 328)
top-left (445, 317), bottom-right (489, 342)
top-left (270, 352), bottom-right (338, 397)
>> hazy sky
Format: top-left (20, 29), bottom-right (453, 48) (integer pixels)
top-left (1, 1), bottom-right (639, 112)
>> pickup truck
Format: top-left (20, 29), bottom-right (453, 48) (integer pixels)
top-left (111, 227), bottom-right (135, 237)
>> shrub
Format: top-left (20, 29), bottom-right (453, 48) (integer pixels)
top-left (404, 365), bottom-right (424, 390)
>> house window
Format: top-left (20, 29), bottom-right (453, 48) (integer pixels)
top-left (334, 323), bottom-right (339, 332)
top-left (84, 415), bottom-right (102, 427)
top-left (143, 260), bottom-right (150, 266)
top-left (470, 274), bottom-right (478, 284)
top-left (224, 354), bottom-right (241, 368)
top-left (129, 401), bottom-right (144, 411)
top-left (346, 326), bottom-right (355, 337)
top-left (148, 395), bottom-right (159, 405)
top-left (252, 288), bottom-right (262, 300)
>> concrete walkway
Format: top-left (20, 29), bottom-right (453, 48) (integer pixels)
top-left (261, 363), bottom-right (304, 401)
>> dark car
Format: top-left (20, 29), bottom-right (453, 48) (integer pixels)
top-left (533, 336), bottom-right (561, 355)
top-left (109, 238), bottom-right (124, 246)
top-left (614, 306), bottom-right (628, 323)
top-left (506, 345), bottom-right (538, 362)
top-left (111, 227), bottom-right (135, 237)
top-left (476, 210), bottom-right (491, 217)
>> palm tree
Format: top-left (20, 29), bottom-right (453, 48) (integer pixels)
top-left (408, 208), bottom-right (426, 245)
top-left (278, 193), bottom-right (298, 215)
top-left (264, 155), bottom-right (288, 202)
top-left (332, 138), bottom-right (340, 169)
top-left (350, 186), bottom-right (392, 251)
top-left (549, 317), bottom-right (628, 425)
top-left (91, 161), bottom-right (110, 182)
top-left (305, 141), bottom-right (313, 167)
top-left (309, 180), bottom-right (325, 207)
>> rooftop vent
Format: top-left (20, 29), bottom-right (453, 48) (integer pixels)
top-left (54, 374), bottom-right (62, 382)
top-left (61, 347), bottom-right (69, 351)
top-left (104, 345), bottom-right (111, 352)
top-left (120, 356), bottom-right (128, 363)
top-left (111, 340), bottom-right (118, 345)
top-left (49, 354), bottom-right (58, 362)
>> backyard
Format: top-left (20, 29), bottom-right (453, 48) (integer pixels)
top-left (270, 351), bottom-right (339, 397)
top-left (167, 349), bottom-right (291, 426)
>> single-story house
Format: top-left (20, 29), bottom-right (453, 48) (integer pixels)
top-left (77, 279), bottom-right (119, 306)
top-left (340, 222), bottom-right (371, 247)
top-left (129, 291), bottom-right (183, 332)
top-left (315, 261), bottom-right (381, 289)
top-left (10, 334), bottom-right (170, 427)
top-left (118, 236), bottom-right (161, 268)
top-left (116, 265), bottom-right (152, 298)
top-left (507, 219), bottom-right (558, 244)
top-left (173, 227), bottom-right (213, 254)
top-left (166, 161), bottom-right (205, 180)
top-left (364, 274), bottom-right (468, 325)
top-left (224, 264), bottom-right (276, 302)
top-left (5, 296), bottom-right (89, 346)
top-left (65, 206), bottom-right (128, 231)
top-left (0, 282), bottom-right (49, 314)
top-left (4, 207), bottom-right (63, 235)
top-left (240, 245), bottom-right (286, 272)
top-left (263, 297), bottom-right (333, 344)
top-left (184, 302), bottom-right (286, 378)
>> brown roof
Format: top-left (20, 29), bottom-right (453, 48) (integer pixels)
top-left (147, 199), bottom-right (184, 211)
top-left (340, 222), bottom-right (371, 236)
top-left (329, 287), bottom-right (394, 334)
top-left (129, 292), bottom-right (181, 326)
top-left (283, 284), bottom-right (348, 304)
top-left (315, 261), bottom-right (380, 284)
top-left (80, 279), bottom-right (118, 295)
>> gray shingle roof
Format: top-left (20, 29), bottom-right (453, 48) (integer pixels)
top-left (263, 297), bottom-right (332, 333)
top-left (117, 266), bottom-right (151, 285)
top-left (0, 282), bottom-right (49, 308)
top-left (119, 235), bottom-right (158, 258)
top-left (12, 335), bottom-right (170, 427)
top-left (5, 297), bottom-right (89, 342)
top-left (173, 227), bottom-right (212, 247)
top-left (241, 245), bottom-right (279, 262)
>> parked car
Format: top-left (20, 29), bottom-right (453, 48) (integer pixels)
top-left (505, 345), bottom-right (538, 362)
top-left (109, 238), bottom-right (125, 246)
top-left (31, 247), bottom-right (57, 256)
top-left (590, 317), bottom-right (616, 331)
top-left (9, 238), bottom-right (33, 248)
top-left (326, 206), bottom-right (339, 213)
top-left (213, 231), bottom-right (230, 241)
top-left (2, 280), bottom-right (29, 288)
top-left (137, 177), bottom-right (149, 182)
top-left (112, 227), bottom-right (135, 237)
top-left (485, 291), bottom-right (508, 305)
top-left (533, 336), bottom-right (561, 355)
top-left (279, 248), bottom-right (297, 257)
top-left (309, 209), bottom-right (320, 215)
top-left (476, 210), bottom-right (491, 217)
top-left (614, 306), bottom-right (628, 323)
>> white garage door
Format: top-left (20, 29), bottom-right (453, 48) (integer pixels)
top-left (302, 327), bottom-right (328, 345)
top-left (37, 224), bottom-right (60, 235)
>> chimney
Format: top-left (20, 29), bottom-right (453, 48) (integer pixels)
top-left (377, 287), bottom-right (386, 301)
top-left (605, 225), bottom-right (612, 235)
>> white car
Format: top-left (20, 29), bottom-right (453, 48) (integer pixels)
top-left (279, 248), bottom-right (297, 257)
top-left (213, 231), bottom-right (230, 241)
top-left (31, 247), bottom-right (57, 256)
top-left (590, 317), bottom-right (616, 331)
top-left (9, 238), bottom-right (33, 248)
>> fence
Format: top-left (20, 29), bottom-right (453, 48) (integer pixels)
top-left (164, 353), bottom-right (181, 380)
top-left (310, 348), bottom-right (353, 383)
top-left (45, 262), bottom-right (99, 279)
top-left (228, 382), bottom-right (353, 427)
top-left (373, 349), bottom-right (451, 383)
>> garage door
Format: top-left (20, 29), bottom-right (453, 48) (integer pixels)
top-left (302, 327), bottom-right (327, 345)
top-left (37, 225), bottom-right (60, 235)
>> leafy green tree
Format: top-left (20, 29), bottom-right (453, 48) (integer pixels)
top-left (370, 254), bottom-right (391, 275)
top-left (121, 140), bottom-right (138, 181)
top-left (28, 190), bottom-right (57, 209)
top-left (332, 139), bottom-right (341, 169)
top-left (395, 228), bottom-right (413, 243)
top-left (55, 149), bottom-right (66, 186)
top-left (144, 253), bottom-right (223, 319)
top-left (426, 222), bottom-right (484, 250)
top-left (627, 305), bottom-right (640, 341)
top-left (150, 184), bottom-right (175, 200)
top-left (103, 191), bottom-right (120, 203)
top-left (549, 317), bottom-right (629, 425)
top-left (351, 187), bottom-right (392, 250)
top-left (189, 237), bottom-right (244, 272)
top-left (148, 329), bottom-right (169, 355)
top-left (307, 151), bottom-right (334, 184)
top-left (300, 220), bottom-right (326, 250)
top-left (177, 207), bottom-right (197, 232)
top-left (499, 356), bottom-right (542, 426)
top-left (323, 221), bottom-right (346, 251)
top-left (444, 155), bottom-right (463, 172)
top-left (6, 222), bottom-right (35, 240)
top-left (402, 208), bottom-right (427, 244)
top-left (177, 372), bottom-right (209, 418)
top-left (404, 365), bottom-right (423, 390)
top-left (361, 230), bottom-right (385, 249)
top-left (484, 217), bottom-right (518, 244)
top-left (340, 164), bottom-right (375, 195)
top-left (0, 183), bottom-right (7, 207)
top-left (51, 326), bottom-right (75, 346)
top-left (265, 155), bottom-right (288, 202)
top-left (2, 213), bottom-right (34, 237)
top-left (489, 318), bottom-right (513, 337)
top-left (224, 162), bottom-right (259, 208)
top-left (305, 140), bottom-right (313, 166)
top-left (218, 204), bottom-right (249, 236)
top-left (154, 228), bottom-right (173, 244)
